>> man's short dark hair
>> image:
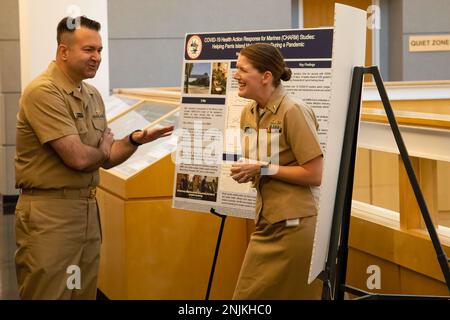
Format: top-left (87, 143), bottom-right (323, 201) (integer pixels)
top-left (57, 16), bottom-right (101, 45)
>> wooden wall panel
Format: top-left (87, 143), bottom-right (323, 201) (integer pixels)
top-left (347, 248), bottom-right (401, 294)
top-left (371, 150), bottom-right (399, 212)
top-left (353, 148), bottom-right (372, 203)
top-left (437, 161), bottom-right (450, 213)
top-left (400, 267), bottom-right (449, 296)
top-left (303, 0), bottom-right (373, 69)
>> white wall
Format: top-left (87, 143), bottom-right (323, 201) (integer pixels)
top-left (19, 0), bottom-right (110, 97)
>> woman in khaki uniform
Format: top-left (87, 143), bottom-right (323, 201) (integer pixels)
top-left (230, 43), bottom-right (323, 299)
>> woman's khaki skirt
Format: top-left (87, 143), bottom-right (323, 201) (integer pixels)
top-left (233, 214), bottom-right (322, 300)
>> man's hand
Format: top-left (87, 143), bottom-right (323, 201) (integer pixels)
top-left (230, 162), bottom-right (262, 184)
top-left (132, 125), bottom-right (174, 145)
top-left (102, 125), bottom-right (175, 169)
top-left (99, 128), bottom-right (114, 160)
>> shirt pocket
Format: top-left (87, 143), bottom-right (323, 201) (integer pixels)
top-left (92, 118), bottom-right (106, 132)
top-left (74, 116), bottom-right (88, 134)
top-left (91, 118), bottom-right (106, 144)
top-left (69, 103), bottom-right (88, 134)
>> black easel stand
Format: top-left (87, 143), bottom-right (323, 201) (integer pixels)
top-left (322, 66), bottom-right (450, 300)
top-left (205, 208), bottom-right (227, 300)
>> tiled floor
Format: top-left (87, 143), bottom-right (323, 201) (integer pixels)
top-left (0, 201), bottom-right (20, 300)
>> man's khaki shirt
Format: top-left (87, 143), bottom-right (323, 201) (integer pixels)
top-left (15, 61), bottom-right (107, 189)
top-left (240, 85), bottom-right (322, 223)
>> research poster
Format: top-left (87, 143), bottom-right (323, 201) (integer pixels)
top-left (172, 4), bottom-right (366, 284)
top-left (172, 28), bottom-right (334, 219)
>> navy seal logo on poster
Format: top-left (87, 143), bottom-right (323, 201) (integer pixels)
top-left (186, 35), bottom-right (202, 59)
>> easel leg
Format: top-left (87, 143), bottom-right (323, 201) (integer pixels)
top-left (324, 65), bottom-right (450, 300)
top-left (370, 67), bottom-right (450, 290)
top-left (205, 208), bottom-right (227, 300)
top-left (322, 66), bottom-right (367, 300)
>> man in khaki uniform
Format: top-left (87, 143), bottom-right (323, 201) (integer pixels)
top-left (15, 16), bottom-right (173, 300)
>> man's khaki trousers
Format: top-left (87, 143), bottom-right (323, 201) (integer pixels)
top-left (15, 191), bottom-right (101, 300)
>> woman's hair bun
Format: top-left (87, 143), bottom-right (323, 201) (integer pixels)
top-left (281, 67), bottom-right (292, 81)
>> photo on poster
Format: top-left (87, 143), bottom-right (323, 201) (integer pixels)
top-left (175, 173), bottom-right (219, 202)
top-left (183, 62), bottom-right (211, 94)
top-left (211, 62), bottom-right (228, 95)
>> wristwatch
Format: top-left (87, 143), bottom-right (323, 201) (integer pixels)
top-left (259, 161), bottom-right (270, 175)
top-left (129, 129), bottom-right (143, 146)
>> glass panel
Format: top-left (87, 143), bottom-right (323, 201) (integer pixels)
top-left (109, 112), bottom-right (180, 178)
top-left (104, 95), bottom-right (139, 121)
top-left (108, 102), bottom-right (176, 139)
top-left (158, 111), bottom-right (180, 129)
